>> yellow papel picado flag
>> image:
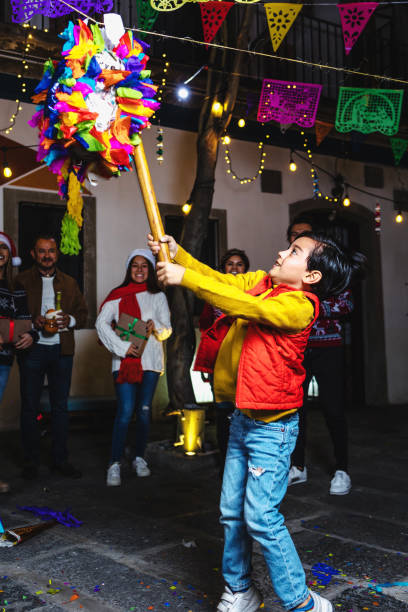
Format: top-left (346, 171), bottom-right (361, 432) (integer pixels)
top-left (265, 3), bottom-right (303, 52)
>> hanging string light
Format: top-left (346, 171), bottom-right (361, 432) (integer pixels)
top-left (223, 135), bottom-right (269, 185)
top-left (292, 132), bottom-right (405, 224)
top-left (289, 149), bottom-right (297, 172)
top-left (0, 22), bottom-right (32, 135)
top-left (300, 132), bottom-right (339, 203)
top-left (151, 53), bottom-right (170, 164)
top-left (181, 201), bottom-right (192, 215)
top-left (156, 125), bottom-right (164, 164)
top-left (342, 193), bottom-right (351, 207)
top-left (2, 148), bottom-right (12, 178)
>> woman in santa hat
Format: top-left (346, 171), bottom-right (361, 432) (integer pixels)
top-left (96, 249), bottom-right (171, 487)
top-left (0, 232), bottom-right (38, 493)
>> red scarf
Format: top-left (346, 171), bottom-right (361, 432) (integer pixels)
top-left (101, 282), bottom-right (148, 384)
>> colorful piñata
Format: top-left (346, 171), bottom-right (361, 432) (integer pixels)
top-left (30, 15), bottom-right (160, 254)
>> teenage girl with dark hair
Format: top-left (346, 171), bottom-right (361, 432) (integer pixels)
top-left (0, 232), bottom-right (37, 493)
top-left (96, 249), bottom-right (171, 487)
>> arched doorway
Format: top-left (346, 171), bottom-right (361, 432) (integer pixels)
top-left (289, 199), bottom-right (387, 407)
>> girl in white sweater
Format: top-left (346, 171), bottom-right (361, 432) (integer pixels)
top-left (96, 249), bottom-right (171, 486)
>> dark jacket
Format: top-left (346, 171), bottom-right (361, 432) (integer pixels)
top-left (15, 267), bottom-right (88, 355)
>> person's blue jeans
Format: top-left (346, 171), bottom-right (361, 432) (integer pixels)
top-left (220, 409), bottom-right (309, 611)
top-left (18, 344), bottom-right (73, 466)
top-left (111, 370), bottom-right (160, 464)
top-left (0, 364), bottom-right (12, 402)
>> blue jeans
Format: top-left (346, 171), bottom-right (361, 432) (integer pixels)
top-left (18, 344), bottom-right (73, 465)
top-left (111, 370), bottom-right (160, 464)
top-left (0, 364), bottom-right (11, 402)
top-left (220, 409), bottom-right (308, 611)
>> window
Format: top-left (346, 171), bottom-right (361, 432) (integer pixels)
top-left (19, 201), bottom-right (84, 292)
top-left (4, 188), bottom-right (96, 327)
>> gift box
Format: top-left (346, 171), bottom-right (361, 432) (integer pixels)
top-left (114, 313), bottom-right (151, 356)
top-left (0, 318), bottom-right (32, 344)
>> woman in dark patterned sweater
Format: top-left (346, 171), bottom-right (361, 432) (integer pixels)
top-left (0, 232), bottom-right (38, 493)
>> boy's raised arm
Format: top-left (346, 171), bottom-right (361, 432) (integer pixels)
top-left (181, 268), bottom-right (315, 333)
top-left (148, 233), bottom-right (264, 291)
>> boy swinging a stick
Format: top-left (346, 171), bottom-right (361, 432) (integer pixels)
top-left (148, 231), bottom-right (365, 612)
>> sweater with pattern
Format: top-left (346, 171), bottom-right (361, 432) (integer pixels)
top-left (0, 280), bottom-right (38, 366)
top-left (308, 289), bottom-right (353, 347)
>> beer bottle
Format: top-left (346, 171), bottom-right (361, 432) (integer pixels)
top-left (44, 291), bottom-right (62, 335)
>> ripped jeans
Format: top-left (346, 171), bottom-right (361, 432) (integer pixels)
top-left (110, 370), bottom-right (160, 464)
top-left (220, 409), bottom-right (309, 611)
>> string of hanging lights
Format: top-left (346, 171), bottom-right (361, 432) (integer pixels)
top-left (290, 133), bottom-right (404, 224)
top-left (0, 22), bottom-right (36, 136)
top-left (222, 134), bottom-right (269, 185)
top-left (151, 53), bottom-right (170, 164)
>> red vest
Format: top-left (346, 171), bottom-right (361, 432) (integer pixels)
top-left (194, 279), bottom-right (319, 411)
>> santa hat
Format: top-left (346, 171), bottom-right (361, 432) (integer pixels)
top-left (0, 232), bottom-right (21, 267)
top-left (126, 248), bottom-right (156, 270)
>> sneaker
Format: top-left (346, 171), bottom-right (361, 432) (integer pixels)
top-left (301, 590), bottom-right (333, 611)
top-left (132, 456), bottom-right (151, 477)
top-left (217, 585), bottom-right (262, 612)
top-left (330, 470), bottom-right (351, 495)
top-left (288, 466), bottom-right (308, 486)
top-left (107, 462), bottom-right (121, 487)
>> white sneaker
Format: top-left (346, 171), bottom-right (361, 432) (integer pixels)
top-left (217, 585), bottom-right (262, 612)
top-left (306, 590), bottom-right (333, 611)
top-left (288, 466), bottom-right (308, 486)
top-left (330, 470), bottom-right (351, 495)
top-left (106, 462), bottom-right (121, 487)
top-left (132, 456), bottom-right (151, 477)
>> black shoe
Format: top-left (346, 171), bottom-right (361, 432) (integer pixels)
top-left (52, 462), bottom-right (82, 479)
top-left (21, 464), bottom-right (38, 480)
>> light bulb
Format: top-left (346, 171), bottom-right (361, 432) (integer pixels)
top-left (343, 196), bottom-right (351, 207)
top-left (238, 118), bottom-right (245, 128)
top-left (177, 85), bottom-right (190, 101)
top-left (181, 202), bottom-right (192, 215)
top-left (223, 135), bottom-right (231, 145)
top-left (289, 161), bottom-right (297, 172)
top-left (3, 166), bottom-right (12, 178)
top-left (395, 211), bottom-right (403, 223)
top-left (212, 101), bottom-right (223, 116)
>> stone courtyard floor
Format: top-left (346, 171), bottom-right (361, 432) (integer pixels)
top-left (0, 403), bottom-right (407, 611)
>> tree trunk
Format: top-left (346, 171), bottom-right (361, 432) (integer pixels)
top-left (166, 7), bottom-right (253, 412)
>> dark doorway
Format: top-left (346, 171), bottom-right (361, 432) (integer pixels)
top-left (18, 202), bottom-right (84, 293)
top-left (298, 209), bottom-right (365, 408)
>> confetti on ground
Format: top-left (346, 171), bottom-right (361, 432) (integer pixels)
top-left (18, 506), bottom-right (82, 527)
top-left (312, 562), bottom-right (341, 586)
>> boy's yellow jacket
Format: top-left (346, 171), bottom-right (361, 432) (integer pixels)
top-left (175, 247), bottom-right (319, 422)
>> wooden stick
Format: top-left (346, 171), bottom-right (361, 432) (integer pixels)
top-left (133, 141), bottom-right (170, 263)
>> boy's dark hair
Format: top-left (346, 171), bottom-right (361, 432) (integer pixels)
top-left (300, 231), bottom-right (367, 299)
top-left (119, 257), bottom-right (161, 294)
top-left (32, 233), bottom-right (59, 249)
top-left (220, 248), bottom-right (250, 273)
top-left (286, 215), bottom-right (318, 243)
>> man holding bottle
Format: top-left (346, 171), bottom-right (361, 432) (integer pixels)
top-left (15, 235), bottom-right (88, 480)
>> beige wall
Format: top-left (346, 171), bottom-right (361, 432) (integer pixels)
top-left (0, 99), bottom-right (407, 429)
